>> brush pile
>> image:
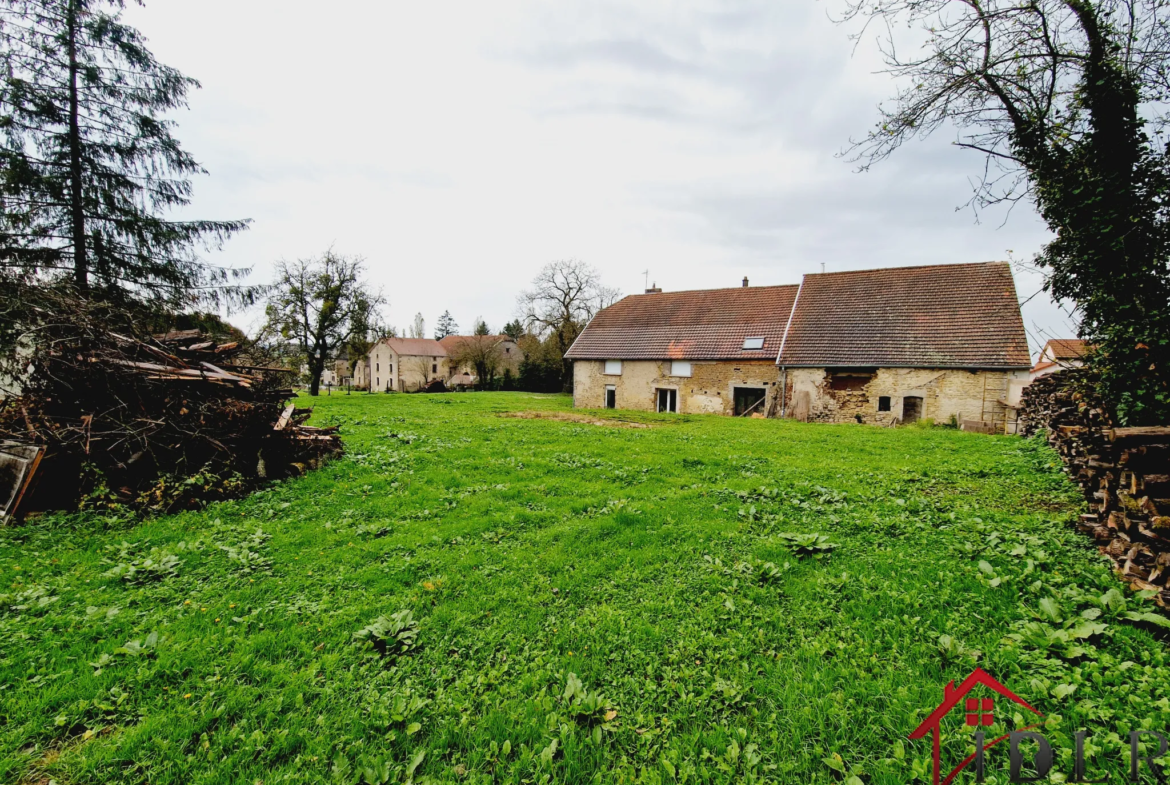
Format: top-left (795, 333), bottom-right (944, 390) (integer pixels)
top-left (1020, 370), bottom-right (1170, 605)
top-left (0, 319), bottom-right (341, 519)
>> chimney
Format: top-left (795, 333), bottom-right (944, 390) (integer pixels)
top-left (645, 282), bottom-right (662, 294)
top-left (742, 276), bottom-right (749, 288)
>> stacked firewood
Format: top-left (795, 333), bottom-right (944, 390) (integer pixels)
top-left (1021, 370), bottom-right (1170, 605)
top-left (0, 326), bottom-right (341, 519)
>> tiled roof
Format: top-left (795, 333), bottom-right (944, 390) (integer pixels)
top-left (777, 262), bottom-right (1030, 369)
top-left (379, 337), bottom-right (447, 357)
top-left (564, 285), bottom-right (798, 360)
top-left (566, 262), bottom-right (1030, 369)
top-left (1044, 338), bottom-right (1090, 360)
top-left (438, 335), bottom-right (512, 351)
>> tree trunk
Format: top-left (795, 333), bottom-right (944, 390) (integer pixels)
top-left (308, 352), bottom-right (324, 396)
top-left (66, 0), bottom-right (87, 292)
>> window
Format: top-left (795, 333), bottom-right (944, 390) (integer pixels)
top-left (505, 347), bottom-right (511, 354)
top-left (376, 377), bottom-right (380, 388)
top-left (389, 364), bottom-right (393, 374)
top-left (965, 698), bottom-right (995, 726)
top-left (390, 379), bottom-right (394, 390)
top-left (878, 396), bottom-right (891, 412)
top-left (376, 362), bottom-right (380, 372)
top-left (605, 385), bottom-right (616, 409)
top-left (656, 388), bottom-right (677, 413)
top-left (742, 337), bottom-right (765, 350)
top-left (670, 361), bottom-right (692, 377)
top-left (604, 360), bottom-right (622, 375)
top-left (432, 363), bottom-right (438, 374)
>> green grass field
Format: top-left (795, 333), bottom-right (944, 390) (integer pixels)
top-left (3, 391), bottom-right (1170, 784)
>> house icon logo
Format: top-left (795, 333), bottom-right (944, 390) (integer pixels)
top-left (909, 667), bottom-right (1044, 785)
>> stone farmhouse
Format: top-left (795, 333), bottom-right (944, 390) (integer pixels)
top-left (566, 262), bottom-right (1031, 429)
top-left (439, 334), bottom-right (522, 387)
top-left (368, 337), bottom-right (447, 392)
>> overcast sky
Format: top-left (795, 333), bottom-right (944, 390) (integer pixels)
top-left (124, 0), bottom-right (1077, 357)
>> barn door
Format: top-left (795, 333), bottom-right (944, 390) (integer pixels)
top-left (902, 396), bottom-right (923, 423)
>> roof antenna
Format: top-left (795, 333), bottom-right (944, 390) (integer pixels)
top-left (643, 269), bottom-right (649, 290)
top-left (821, 262), bottom-right (825, 274)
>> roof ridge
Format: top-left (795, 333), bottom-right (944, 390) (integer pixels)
top-left (808, 261), bottom-right (1009, 277)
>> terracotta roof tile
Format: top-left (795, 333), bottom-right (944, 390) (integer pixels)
top-left (568, 262), bottom-right (1030, 369)
top-left (379, 337), bottom-right (447, 356)
top-left (1044, 338), bottom-right (1091, 360)
top-left (777, 262), bottom-right (1030, 369)
top-left (564, 285), bottom-right (798, 360)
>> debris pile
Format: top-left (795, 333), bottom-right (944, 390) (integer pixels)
top-left (0, 325), bottom-right (341, 520)
top-left (1020, 370), bottom-right (1170, 605)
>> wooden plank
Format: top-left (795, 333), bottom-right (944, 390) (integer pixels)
top-left (274, 403), bottom-right (295, 431)
top-left (0, 441), bottom-right (45, 523)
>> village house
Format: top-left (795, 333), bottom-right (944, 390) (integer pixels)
top-left (439, 334), bottom-right (522, 387)
top-left (1030, 338), bottom-right (1091, 381)
top-left (368, 337), bottom-right (448, 392)
top-left (566, 262), bottom-right (1032, 429)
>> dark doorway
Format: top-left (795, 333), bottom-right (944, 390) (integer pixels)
top-left (656, 388), bottom-right (677, 413)
top-left (605, 386), bottom-right (616, 409)
top-left (902, 396), bottom-right (923, 423)
top-left (733, 387), bottom-right (766, 416)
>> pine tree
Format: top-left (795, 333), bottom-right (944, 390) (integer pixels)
top-left (434, 310), bottom-right (458, 339)
top-left (0, 0), bottom-right (251, 306)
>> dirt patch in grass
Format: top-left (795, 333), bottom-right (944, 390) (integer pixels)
top-left (497, 411), bottom-right (651, 429)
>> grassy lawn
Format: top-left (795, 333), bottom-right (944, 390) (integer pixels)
top-left (3, 391), bottom-right (1170, 784)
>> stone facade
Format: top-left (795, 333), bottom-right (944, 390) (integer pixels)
top-left (782, 367), bottom-right (1027, 427)
top-left (369, 343), bottom-right (447, 392)
top-left (573, 359), bottom-right (781, 416)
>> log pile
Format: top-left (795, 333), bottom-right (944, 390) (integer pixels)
top-left (1020, 370), bottom-right (1170, 605)
top-left (0, 325), bottom-right (341, 520)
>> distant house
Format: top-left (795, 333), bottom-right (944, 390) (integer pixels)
top-left (566, 262), bottom-right (1031, 429)
top-left (1030, 338), bottom-right (1091, 381)
top-left (368, 337), bottom-right (448, 392)
top-left (438, 334), bottom-right (522, 385)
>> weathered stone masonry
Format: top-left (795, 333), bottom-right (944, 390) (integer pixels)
top-left (574, 360), bottom-right (780, 416)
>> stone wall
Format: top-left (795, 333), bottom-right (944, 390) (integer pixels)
top-left (572, 359), bottom-right (780, 416)
top-left (783, 367), bottom-right (1023, 428)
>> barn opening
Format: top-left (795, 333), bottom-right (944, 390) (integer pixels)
top-left (878, 396), bottom-right (891, 412)
top-left (656, 388), bottom-right (677, 413)
top-left (827, 369), bottom-right (876, 391)
top-left (605, 385), bottom-right (616, 409)
top-left (733, 387), bottom-right (766, 416)
top-left (902, 396), bottom-right (924, 423)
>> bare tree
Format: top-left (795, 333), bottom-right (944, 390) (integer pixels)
top-left (840, 0), bottom-right (1170, 207)
top-left (446, 334), bottom-right (504, 389)
top-left (408, 354), bottom-right (432, 390)
top-left (261, 251), bottom-right (385, 396)
top-left (519, 260), bottom-right (619, 389)
top-left (839, 0), bottom-right (1170, 423)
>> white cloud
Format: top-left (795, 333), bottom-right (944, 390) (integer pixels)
top-left (124, 0), bottom-right (1074, 354)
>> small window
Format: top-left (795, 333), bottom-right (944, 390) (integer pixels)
top-left (432, 363), bottom-right (437, 373)
top-left (505, 347), bottom-right (511, 354)
top-left (376, 362), bottom-right (380, 372)
top-left (878, 396), bottom-right (891, 412)
top-left (742, 337), bottom-right (765, 350)
top-left (670, 360), bottom-right (692, 377)
top-left (389, 364), bottom-right (393, 373)
top-left (604, 360), bottom-right (622, 375)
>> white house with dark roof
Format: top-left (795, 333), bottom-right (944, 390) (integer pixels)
top-left (566, 262), bottom-right (1031, 429)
